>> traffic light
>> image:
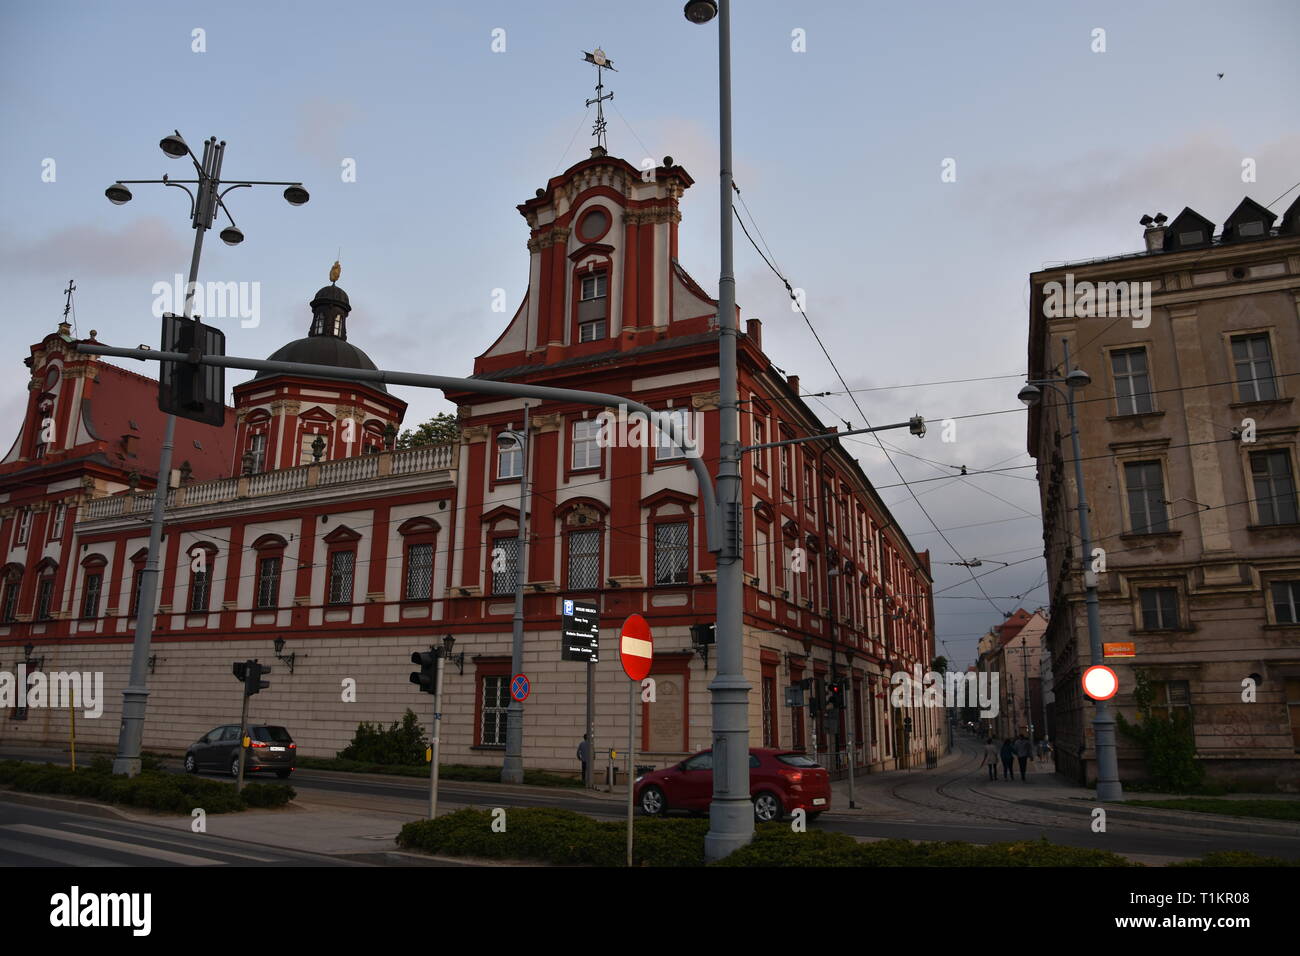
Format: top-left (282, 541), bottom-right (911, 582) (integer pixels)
top-left (826, 679), bottom-right (845, 709)
top-left (244, 659), bottom-right (271, 696)
top-left (410, 650), bottom-right (437, 694)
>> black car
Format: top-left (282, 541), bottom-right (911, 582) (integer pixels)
top-left (183, 724), bottom-right (296, 779)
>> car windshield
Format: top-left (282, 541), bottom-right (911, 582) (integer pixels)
top-left (253, 726), bottom-right (293, 743)
top-left (776, 754), bottom-right (821, 768)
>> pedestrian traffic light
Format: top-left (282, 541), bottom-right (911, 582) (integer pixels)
top-left (243, 659), bottom-right (271, 696)
top-left (410, 650), bottom-right (437, 694)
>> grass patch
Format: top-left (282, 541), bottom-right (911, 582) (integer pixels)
top-left (0, 759), bottom-right (293, 814)
top-left (1169, 851), bottom-right (1298, 867)
top-left (1124, 798), bottom-right (1300, 821)
top-left (298, 755), bottom-right (582, 788)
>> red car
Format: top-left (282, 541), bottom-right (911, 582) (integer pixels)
top-left (634, 748), bottom-right (831, 822)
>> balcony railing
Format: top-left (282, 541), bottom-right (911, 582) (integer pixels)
top-left (81, 444), bottom-right (458, 521)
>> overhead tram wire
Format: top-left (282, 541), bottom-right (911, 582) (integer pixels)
top-left (730, 197), bottom-right (1010, 617)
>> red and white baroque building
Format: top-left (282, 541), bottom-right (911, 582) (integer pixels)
top-left (0, 145), bottom-right (940, 774)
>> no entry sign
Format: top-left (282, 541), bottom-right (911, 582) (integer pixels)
top-left (619, 613), bottom-right (653, 681)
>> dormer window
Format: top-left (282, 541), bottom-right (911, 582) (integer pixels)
top-left (578, 272), bottom-right (607, 342)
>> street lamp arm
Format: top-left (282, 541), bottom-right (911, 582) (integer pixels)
top-left (218, 183), bottom-right (252, 201)
top-left (161, 181), bottom-right (197, 220)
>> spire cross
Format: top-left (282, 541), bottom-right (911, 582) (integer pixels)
top-left (63, 279), bottom-right (76, 320)
top-left (582, 48), bottom-right (617, 150)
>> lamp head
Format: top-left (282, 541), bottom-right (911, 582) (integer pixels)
top-left (283, 185), bottom-right (310, 206)
top-left (105, 183), bottom-right (133, 205)
top-left (1017, 383), bottom-right (1042, 407)
top-left (219, 226), bottom-right (244, 246)
top-left (159, 132), bottom-right (190, 158)
top-left (1065, 367), bottom-right (1092, 389)
top-left (683, 0), bottom-right (718, 23)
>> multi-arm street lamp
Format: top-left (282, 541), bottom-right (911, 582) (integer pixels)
top-left (1018, 340), bottom-right (1123, 801)
top-left (103, 132), bottom-right (308, 777)
top-left (497, 416), bottom-right (531, 784)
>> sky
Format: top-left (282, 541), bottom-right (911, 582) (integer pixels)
top-left (2, 0), bottom-right (1297, 666)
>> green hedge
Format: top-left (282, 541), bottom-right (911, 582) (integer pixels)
top-left (0, 760), bottom-right (293, 814)
top-left (1169, 851), bottom-right (1297, 867)
top-left (398, 808), bottom-right (1216, 867)
top-left (298, 755), bottom-right (582, 788)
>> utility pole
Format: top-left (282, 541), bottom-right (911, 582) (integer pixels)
top-left (501, 408), bottom-right (530, 784)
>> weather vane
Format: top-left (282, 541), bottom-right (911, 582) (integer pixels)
top-left (582, 48), bottom-right (616, 151)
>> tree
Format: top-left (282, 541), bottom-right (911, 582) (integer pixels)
top-left (1115, 669), bottom-right (1204, 792)
top-left (396, 411), bottom-right (460, 449)
top-left (930, 656), bottom-right (948, 675)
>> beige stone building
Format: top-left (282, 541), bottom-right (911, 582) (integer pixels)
top-left (1026, 195), bottom-right (1300, 790)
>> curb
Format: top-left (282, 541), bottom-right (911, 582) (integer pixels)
top-left (972, 790), bottom-right (1300, 836)
top-left (0, 788), bottom-right (144, 822)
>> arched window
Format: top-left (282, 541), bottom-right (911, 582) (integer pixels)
top-left (250, 534), bottom-right (288, 610)
top-left (80, 554), bottom-right (108, 619)
top-left (187, 542), bottom-right (219, 613)
top-left (34, 559), bottom-right (57, 621)
top-left (398, 518), bottom-right (440, 602)
top-left (323, 525), bottom-right (361, 605)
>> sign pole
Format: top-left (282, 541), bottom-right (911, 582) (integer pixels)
top-left (626, 679), bottom-right (634, 867)
top-left (431, 649), bottom-right (445, 818)
top-left (586, 658), bottom-right (595, 789)
top-left (236, 680), bottom-right (250, 794)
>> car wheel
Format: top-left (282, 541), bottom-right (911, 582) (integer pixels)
top-left (753, 790), bottom-right (783, 823)
top-left (230, 757), bottom-right (242, 778)
top-left (275, 769), bottom-right (291, 779)
top-left (639, 785), bottom-right (667, 817)
top-left (183, 753), bottom-right (197, 774)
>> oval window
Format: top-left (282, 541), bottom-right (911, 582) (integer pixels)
top-left (578, 207), bottom-right (610, 242)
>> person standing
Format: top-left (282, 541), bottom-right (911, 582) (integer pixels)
top-left (1013, 732), bottom-right (1031, 781)
top-left (577, 734), bottom-right (590, 785)
top-left (999, 736), bottom-right (1015, 781)
top-left (980, 735), bottom-right (999, 780)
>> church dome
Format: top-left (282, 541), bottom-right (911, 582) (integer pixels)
top-left (253, 265), bottom-right (387, 392)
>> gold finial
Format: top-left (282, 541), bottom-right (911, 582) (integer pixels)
top-left (329, 260), bottom-right (341, 284)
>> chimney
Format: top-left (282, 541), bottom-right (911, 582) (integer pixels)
top-left (745, 318), bottom-right (762, 350)
top-left (1142, 212), bottom-right (1168, 252)
top-left (786, 373), bottom-right (800, 395)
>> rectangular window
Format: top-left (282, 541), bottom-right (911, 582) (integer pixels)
top-left (1231, 333), bottom-right (1278, 402)
top-left (654, 522), bottom-right (690, 586)
top-left (480, 676), bottom-right (509, 746)
top-left (1, 577), bottom-right (19, 623)
top-left (248, 433), bottom-right (266, 473)
top-left (496, 436), bottom-right (523, 479)
top-left (327, 550), bottom-right (355, 605)
top-left (491, 536), bottom-right (520, 596)
top-left (1139, 587), bottom-right (1179, 630)
top-left (35, 577), bottom-right (54, 621)
top-left (1124, 460), bottom-right (1169, 533)
top-left (578, 273), bottom-right (607, 342)
top-left (256, 556), bottom-right (281, 609)
top-left (571, 419), bottom-right (601, 470)
top-left (1111, 347), bottom-right (1153, 415)
top-left (405, 543), bottom-right (433, 601)
top-left (580, 273), bottom-right (607, 300)
top-left (1251, 450), bottom-right (1298, 525)
top-left (82, 572), bottom-right (102, 619)
top-left (15, 508), bottom-right (30, 546)
top-left (190, 569), bottom-right (210, 613)
top-left (762, 676), bottom-right (776, 747)
top-left (654, 408), bottom-right (690, 461)
top-left (130, 568), bottom-right (143, 616)
top-left (780, 444), bottom-right (792, 492)
top-left (1150, 679), bottom-right (1192, 724)
top-left (1271, 580), bottom-right (1300, 624)
top-left (782, 546), bottom-right (795, 598)
top-left (578, 318), bottom-right (606, 342)
top-left (755, 529), bottom-right (769, 592)
top-left (752, 417), bottom-right (766, 473)
top-left (49, 503), bottom-right (65, 540)
top-left (804, 467), bottom-right (816, 520)
top-left (567, 529), bottom-right (600, 590)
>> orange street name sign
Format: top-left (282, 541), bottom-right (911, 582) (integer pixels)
top-left (1103, 642), bottom-right (1136, 658)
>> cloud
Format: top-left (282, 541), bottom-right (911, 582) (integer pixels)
top-left (296, 96), bottom-right (361, 163)
top-left (2, 216), bottom-right (185, 278)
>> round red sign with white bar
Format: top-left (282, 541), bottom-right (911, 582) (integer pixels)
top-left (619, 613), bottom-right (653, 681)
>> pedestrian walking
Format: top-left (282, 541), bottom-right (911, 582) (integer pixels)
top-left (999, 736), bottom-right (1015, 781)
top-left (980, 735), bottom-right (999, 780)
top-left (1013, 732), bottom-right (1032, 780)
top-left (576, 733), bottom-right (590, 784)
top-left (1038, 737), bottom-right (1051, 762)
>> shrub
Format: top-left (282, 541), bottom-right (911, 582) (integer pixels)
top-left (1169, 851), bottom-right (1297, 867)
top-left (1116, 670), bottom-right (1204, 792)
top-left (0, 760), bottom-right (291, 813)
top-left (339, 710), bottom-right (429, 766)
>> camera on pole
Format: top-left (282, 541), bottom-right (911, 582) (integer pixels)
top-left (410, 650), bottom-right (438, 694)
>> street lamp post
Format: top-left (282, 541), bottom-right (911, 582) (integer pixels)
top-left (103, 132), bottom-right (308, 777)
top-left (1019, 339), bottom-right (1123, 801)
top-left (498, 411), bottom-right (530, 784)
